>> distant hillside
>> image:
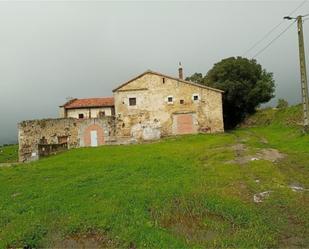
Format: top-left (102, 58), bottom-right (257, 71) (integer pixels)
top-left (242, 104), bottom-right (303, 128)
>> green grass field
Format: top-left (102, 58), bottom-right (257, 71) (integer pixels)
top-left (0, 144), bottom-right (18, 164)
top-left (0, 106), bottom-right (308, 248)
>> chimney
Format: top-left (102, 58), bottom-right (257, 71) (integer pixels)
top-left (178, 62), bottom-right (183, 80)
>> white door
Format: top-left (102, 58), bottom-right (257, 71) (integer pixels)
top-left (90, 130), bottom-right (98, 147)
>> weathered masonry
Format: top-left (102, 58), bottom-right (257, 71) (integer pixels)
top-left (18, 118), bottom-right (115, 162)
top-left (19, 67), bottom-right (224, 162)
top-left (113, 70), bottom-right (224, 140)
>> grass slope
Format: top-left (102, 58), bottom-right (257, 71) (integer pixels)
top-left (0, 106), bottom-right (308, 248)
top-left (0, 144), bottom-right (18, 164)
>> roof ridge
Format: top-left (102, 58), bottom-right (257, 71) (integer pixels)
top-left (59, 98), bottom-right (78, 107)
top-left (113, 70), bottom-right (224, 93)
top-left (74, 96), bottom-right (114, 100)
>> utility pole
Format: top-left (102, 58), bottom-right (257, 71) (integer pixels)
top-left (285, 15), bottom-right (309, 131)
top-left (297, 15), bottom-right (309, 130)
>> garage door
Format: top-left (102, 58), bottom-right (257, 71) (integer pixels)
top-left (176, 114), bottom-right (194, 134)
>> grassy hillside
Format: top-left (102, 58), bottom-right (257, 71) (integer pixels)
top-left (0, 144), bottom-right (18, 164)
top-left (0, 106), bottom-right (308, 248)
top-left (242, 104), bottom-right (303, 128)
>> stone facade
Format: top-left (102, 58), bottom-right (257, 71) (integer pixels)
top-left (18, 117), bottom-right (115, 162)
top-left (18, 70), bottom-right (224, 162)
top-left (113, 71), bottom-right (224, 141)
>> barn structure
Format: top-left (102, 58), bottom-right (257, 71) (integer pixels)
top-left (18, 66), bottom-right (224, 162)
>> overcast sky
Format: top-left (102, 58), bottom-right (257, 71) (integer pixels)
top-left (0, 0), bottom-right (308, 145)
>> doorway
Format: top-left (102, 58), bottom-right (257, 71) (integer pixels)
top-left (90, 130), bottom-right (98, 147)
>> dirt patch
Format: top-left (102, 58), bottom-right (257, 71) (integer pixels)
top-left (260, 137), bottom-right (269, 144)
top-left (230, 143), bottom-right (249, 164)
top-left (280, 236), bottom-right (307, 249)
top-left (151, 199), bottom-right (235, 245)
top-left (232, 143), bottom-right (247, 157)
top-left (257, 148), bottom-right (285, 162)
top-left (160, 212), bottom-right (219, 243)
top-left (51, 232), bottom-right (119, 249)
top-left (0, 162), bottom-right (19, 168)
top-left (228, 147), bottom-right (286, 165)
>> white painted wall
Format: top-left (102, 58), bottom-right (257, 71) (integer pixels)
top-left (65, 107), bottom-right (114, 119)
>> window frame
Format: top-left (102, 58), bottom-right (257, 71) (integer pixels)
top-left (98, 111), bottom-right (105, 117)
top-left (192, 94), bottom-right (200, 102)
top-left (129, 97), bottom-right (137, 106)
top-left (167, 96), bottom-right (174, 104)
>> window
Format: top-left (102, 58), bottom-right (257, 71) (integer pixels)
top-left (129, 97), bottom-right (136, 106)
top-left (162, 77), bottom-right (165, 83)
top-left (78, 113), bottom-right (84, 119)
top-left (193, 94), bottom-right (199, 101)
top-left (98, 111), bottom-right (105, 118)
top-left (180, 99), bottom-right (184, 104)
top-left (168, 97), bottom-right (173, 103)
top-left (58, 136), bottom-right (68, 144)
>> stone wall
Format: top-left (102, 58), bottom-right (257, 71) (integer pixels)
top-left (18, 117), bottom-right (116, 162)
top-left (113, 72), bottom-right (224, 141)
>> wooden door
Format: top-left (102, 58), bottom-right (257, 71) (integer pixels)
top-left (176, 114), bottom-right (194, 134)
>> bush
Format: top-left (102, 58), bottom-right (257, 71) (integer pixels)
top-left (277, 99), bottom-right (289, 109)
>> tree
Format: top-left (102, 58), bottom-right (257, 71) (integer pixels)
top-left (185, 73), bottom-right (204, 84)
top-left (187, 57), bottom-right (275, 129)
top-left (277, 98), bottom-right (289, 109)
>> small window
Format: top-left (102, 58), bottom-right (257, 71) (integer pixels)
top-left (40, 136), bottom-right (47, 144)
top-left (98, 111), bottom-right (105, 117)
top-left (162, 77), bottom-right (165, 83)
top-left (180, 99), bottom-right (184, 104)
top-left (193, 95), bottom-right (199, 101)
top-left (129, 97), bottom-right (136, 106)
top-left (78, 113), bottom-right (84, 119)
top-left (168, 97), bottom-right (173, 103)
top-left (58, 136), bottom-right (68, 144)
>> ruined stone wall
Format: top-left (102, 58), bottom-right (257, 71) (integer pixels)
top-left (114, 73), bottom-right (224, 141)
top-left (18, 117), bottom-right (116, 162)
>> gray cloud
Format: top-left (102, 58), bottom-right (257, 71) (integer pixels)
top-left (0, 0), bottom-right (307, 144)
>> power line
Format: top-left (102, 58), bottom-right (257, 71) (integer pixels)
top-left (242, 22), bottom-right (285, 56)
top-left (288, 0), bottom-right (308, 15)
top-left (252, 20), bottom-right (296, 58)
top-left (242, 0), bottom-right (307, 57)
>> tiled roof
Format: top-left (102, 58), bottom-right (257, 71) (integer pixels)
top-left (61, 97), bottom-right (114, 109)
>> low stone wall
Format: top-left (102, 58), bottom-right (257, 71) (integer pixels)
top-left (38, 143), bottom-right (68, 158)
top-left (18, 117), bottom-right (116, 162)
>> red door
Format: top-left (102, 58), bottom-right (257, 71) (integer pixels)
top-left (176, 114), bottom-right (194, 134)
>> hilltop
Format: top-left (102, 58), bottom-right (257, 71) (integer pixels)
top-left (0, 105), bottom-right (308, 248)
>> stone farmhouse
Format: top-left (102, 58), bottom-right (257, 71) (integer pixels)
top-left (18, 67), bottom-right (224, 162)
